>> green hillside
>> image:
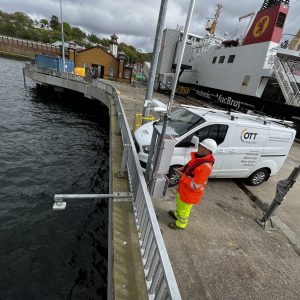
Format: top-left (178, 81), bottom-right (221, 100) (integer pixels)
top-left (0, 10), bottom-right (151, 63)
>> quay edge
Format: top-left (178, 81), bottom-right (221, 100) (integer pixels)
top-left (23, 66), bottom-right (148, 299)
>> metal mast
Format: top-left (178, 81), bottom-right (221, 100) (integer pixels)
top-left (205, 3), bottom-right (222, 36)
top-left (147, 0), bottom-right (195, 193)
top-left (60, 0), bottom-right (65, 72)
top-left (142, 0), bottom-right (168, 118)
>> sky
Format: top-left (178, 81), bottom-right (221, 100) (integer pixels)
top-left (1, 0), bottom-right (299, 52)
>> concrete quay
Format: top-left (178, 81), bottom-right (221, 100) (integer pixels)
top-left (244, 142), bottom-right (300, 252)
top-left (24, 64), bottom-right (300, 299)
top-left (112, 80), bottom-right (300, 300)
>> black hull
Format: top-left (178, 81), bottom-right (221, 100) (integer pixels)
top-left (182, 83), bottom-right (300, 119)
top-left (181, 83), bottom-right (300, 137)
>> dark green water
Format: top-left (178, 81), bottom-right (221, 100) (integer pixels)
top-left (0, 57), bottom-right (109, 299)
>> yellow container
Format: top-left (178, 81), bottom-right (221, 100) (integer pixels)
top-left (74, 67), bottom-right (85, 77)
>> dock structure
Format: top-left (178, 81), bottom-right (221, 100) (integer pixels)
top-left (24, 64), bottom-right (181, 299)
top-left (24, 65), bottom-right (300, 300)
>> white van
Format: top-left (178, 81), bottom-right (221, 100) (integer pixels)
top-left (134, 106), bottom-right (296, 186)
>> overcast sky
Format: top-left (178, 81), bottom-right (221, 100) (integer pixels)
top-left (1, 0), bottom-right (299, 52)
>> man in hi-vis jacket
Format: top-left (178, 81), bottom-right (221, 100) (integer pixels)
top-left (168, 139), bottom-right (218, 230)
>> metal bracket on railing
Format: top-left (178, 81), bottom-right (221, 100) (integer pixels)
top-left (53, 192), bottom-right (133, 210)
top-left (117, 112), bottom-right (122, 135)
top-left (119, 144), bottom-right (131, 177)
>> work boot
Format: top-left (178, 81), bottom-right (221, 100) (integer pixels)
top-left (168, 210), bottom-right (177, 220)
top-left (168, 222), bottom-right (183, 230)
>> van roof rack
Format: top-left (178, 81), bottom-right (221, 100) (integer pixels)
top-left (181, 104), bottom-right (294, 127)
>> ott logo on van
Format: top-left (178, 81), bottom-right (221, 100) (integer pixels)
top-left (241, 129), bottom-right (258, 143)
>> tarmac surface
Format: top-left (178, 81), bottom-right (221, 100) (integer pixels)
top-left (245, 142), bottom-right (300, 250)
top-left (112, 80), bottom-right (300, 300)
top-left (155, 180), bottom-right (300, 300)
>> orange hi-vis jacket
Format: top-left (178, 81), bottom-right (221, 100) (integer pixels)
top-left (178, 152), bottom-right (214, 205)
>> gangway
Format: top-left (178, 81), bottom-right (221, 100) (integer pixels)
top-left (273, 55), bottom-right (300, 106)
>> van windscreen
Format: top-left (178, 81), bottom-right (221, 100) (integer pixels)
top-left (158, 108), bottom-right (205, 136)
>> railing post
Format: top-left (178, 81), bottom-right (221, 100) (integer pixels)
top-left (117, 112), bottom-right (122, 135)
top-left (119, 144), bottom-right (130, 177)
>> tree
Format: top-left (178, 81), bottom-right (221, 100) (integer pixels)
top-left (50, 15), bottom-right (59, 30)
top-left (40, 18), bottom-right (49, 28)
top-left (56, 22), bottom-right (72, 39)
top-left (13, 12), bottom-right (33, 28)
top-left (88, 33), bottom-right (101, 45)
top-left (100, 38), bottom-right (110, 48)
top-left (71, 27), bottom-right (86, 41)
top-left (0, 9), bottom-right (153, 61)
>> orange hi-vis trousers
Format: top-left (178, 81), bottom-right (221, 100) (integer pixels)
top-left (174, 193), bottom-right (193, 229)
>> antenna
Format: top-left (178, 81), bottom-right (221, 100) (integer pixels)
top-left (239, 11), bottom-right (256, 22)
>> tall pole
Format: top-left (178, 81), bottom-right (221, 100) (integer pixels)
top-left (142, 0), bottom-right (168, 118)
top-left (148, 0), bottom-right (195, 192)
top-left (167, 0), bottom-right (195, 113)
top-left (60, 0), bottom-right (65, 72)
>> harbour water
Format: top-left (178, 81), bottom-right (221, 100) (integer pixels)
top-left (0, 57), bottom-right (109, 299)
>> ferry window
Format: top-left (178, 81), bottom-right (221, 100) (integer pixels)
top-left (219, 56), bottom-right (225, 64)
top-left (276, 12), bottom-right (286, 28)
top-left (212, 56), bottom-right (217, 64)
top-left (196, 124), bottom-right (229, 145)
top-left (228, 55), bottom-right (235, 63)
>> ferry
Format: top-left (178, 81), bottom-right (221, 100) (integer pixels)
top-left (157, 0), bottom-right (300, 129)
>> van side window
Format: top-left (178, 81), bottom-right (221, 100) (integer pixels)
top-left (197, 124), bottom-right (228, 145)
top-left (218, 125), bottom-right (228, 144)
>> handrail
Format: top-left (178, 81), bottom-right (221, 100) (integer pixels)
top-left (272, 56), bottom-right (300, 106)
top-left (94, 79), bottom-right (182, 300)
top-left (280, 60), bottom-right (299, 94)
top-left (23, 64), bottom-right (182, 299)
top-left (285, 60), bottom-right (300, 93)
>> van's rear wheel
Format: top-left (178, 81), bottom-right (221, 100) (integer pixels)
top-left (167, 165), bottom-right (182, 187)
top-left (247, 168), bottom-right (268, 186)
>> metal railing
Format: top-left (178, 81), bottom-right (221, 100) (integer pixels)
top-left (24, 64), bottom-right (181, 299)
top-left (272, 55), bottom-right (300, 106)
top-left (24, 64), bottom-right (88, 83)
top-left (95, 79), bottom-right (181, 300)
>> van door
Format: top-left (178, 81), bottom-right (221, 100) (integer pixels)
top-left (263, 128), bottom-right (295, 174)
top-left (218, 125), bottom-right (269, 177)
top-left (182, 123), bottom-right (229, 177)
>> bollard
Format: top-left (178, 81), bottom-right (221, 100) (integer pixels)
top-left (257, 165), bottom-right (300, 230)
top-left (22, 68), bottom-right (26, 87)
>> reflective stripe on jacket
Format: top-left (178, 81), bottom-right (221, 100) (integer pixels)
top-left (178, 153), bottom-right (213, 205)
